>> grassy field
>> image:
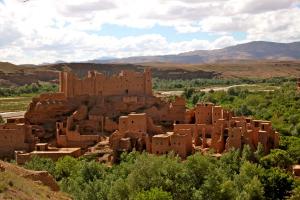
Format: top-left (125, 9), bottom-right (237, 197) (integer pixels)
top-left (0, 95), bottom-right (34, 112)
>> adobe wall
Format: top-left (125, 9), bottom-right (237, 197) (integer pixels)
top-left (38, 92), bottom-right (65, 101)
top-left (174, 124), bottom-right (197, 138)
top-left (212, 106), bottom-right (223, 125)
top-left (56, 116), bottom-right (101, 148)
top-left (118, 113), bottom-right (147, 133)
top-left (16, 147), bottom-right (81, 165)
top-left (0, 124), bottom-right (36, 158)
top-left (211, 119), bottom-right (226, 153)
top-left (225, 127), bottom-right (242, 151)
top-left (59, 68), bottom-right (152, 98)
top-left (195, 103), bottom-right (213, 124)
top-left (171, 129), bottom-right (193, 158)
top-left (152, 134), bottom-right (172, 155)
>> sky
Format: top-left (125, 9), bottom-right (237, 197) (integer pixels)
top-left (0, 0), bottom-right (299, 64)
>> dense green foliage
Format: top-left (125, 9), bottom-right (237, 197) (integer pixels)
top-left (0, 83), bottom-right (58, 97)
top-left (153, 77), bottom-right (294, 90)
top-left (25, 149), bottom-right (298, 200)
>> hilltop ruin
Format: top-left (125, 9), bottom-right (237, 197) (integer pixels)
top-left (0, 68), bottom-right (279, 163)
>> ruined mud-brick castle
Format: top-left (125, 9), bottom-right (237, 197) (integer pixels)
top-left (0, 68), bottom-right (279, 163)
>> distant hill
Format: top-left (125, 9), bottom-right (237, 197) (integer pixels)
top-left (2, 40), bottom-right (300, 87)
top-left (2, 60), bottom-right (300, 88)
top-left (94, 41), bottom-right (300, 64)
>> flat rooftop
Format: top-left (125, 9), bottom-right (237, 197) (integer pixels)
top-left (31, 147), bottom-right (81, 154)
top-left (153, 132), bottom-right (173, 138)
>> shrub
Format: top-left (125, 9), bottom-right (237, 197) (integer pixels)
top-left (133, 188), bottom-right (173, 200)
top-left (24, 156), bottom-right (56, 176)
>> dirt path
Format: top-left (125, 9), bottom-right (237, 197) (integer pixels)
top-left (0, 111), bottom-right (26, 120)
top-left (200, 84), bottom-right (280, 92)
top-left (0, 96), bottom-right (31, 100)
top-left (155, 84), bottom-right (279, 97)
top-left (200, 84), bottom-right (252, 92)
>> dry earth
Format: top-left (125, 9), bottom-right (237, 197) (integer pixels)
top-left (0, 161), bottom-right (70, 200)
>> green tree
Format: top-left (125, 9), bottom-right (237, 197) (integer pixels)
top-left (260, 149), bottom-right (293, 169)
top-left (185, 153), bottom-right (214, 189)
top-left (289, 186), bottom-right (300, 200)
top-left (241, 145), bottom-right (253, 163)
top-left (78, 160), bottom-right (106, 182)
top-left (261, 167), bottom-right (294, 200)
top-left (24, 156), bottom-right (56, 176)
top-left (193, 167), bottom-right (233, 200)
top-left (280, 136), bottom-right (300, 163)
top-left (192, 94), bottom-right (200, 105)
top-left (255, 143), bottom-right (265, 162)
top-left (133, 188), bottom-right (173, 200)
top-left (233, 162), bottom-right (265, 200)
top-left (55, 156), bottom-right (79, 180)
top-left (183, 87), bottom-right (195, 99)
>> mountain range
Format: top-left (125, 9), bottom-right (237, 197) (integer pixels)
top-left (92, 41), bottom-right (300, 64)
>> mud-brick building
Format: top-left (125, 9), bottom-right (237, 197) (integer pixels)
top-left (59, 68), bottom-right (152, 98)
top-left (0, 123), bottom-right (37, 158)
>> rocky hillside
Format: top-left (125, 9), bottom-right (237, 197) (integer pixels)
top-left (1, 59), bottom-right (300, 87)
top-left (0, 161), bottom-right (70, 200)
top-left (0, 62), bottom-right (218, 87)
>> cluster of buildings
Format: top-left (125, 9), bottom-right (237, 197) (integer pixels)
top-left (109, 103), bottom-right (279, 161)
top-left (0, 68), bottom-right (279, 164)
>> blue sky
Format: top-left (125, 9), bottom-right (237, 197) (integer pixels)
top-left (97, 24), bottom-right (218, 42)
top-left (96, 24), bottom-right (247, 42)
top-left (0, 0), bottom-right (299, 64)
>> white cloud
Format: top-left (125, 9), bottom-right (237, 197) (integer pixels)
top-left (225, 0), bottom-right (298, 14)
top-left (246, 8), bottom-right (300, 42)
top-left (0, 0), bottom-right (299, 64)
top-left (200, 16), bottom-right (248, 33)
top-left (0, 28), bottom-right (241, 64)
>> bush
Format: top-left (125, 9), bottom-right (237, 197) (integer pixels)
top-left (133, 188), bottom-right (173, 200)
top-left (261, 167), bottom-right (294, 200)
top-left (260, 149), bottom-right (294, 169)
top-left (24, 156), bottom-right (56, 176)
top-left (55, 156), bottom-right (79, 180)
top-left (289, 186), bottom-right (300, 200)
top-left (0, 83), bottom-right (58, 97)
top-left (183, 87), bottom-right (195, 99)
